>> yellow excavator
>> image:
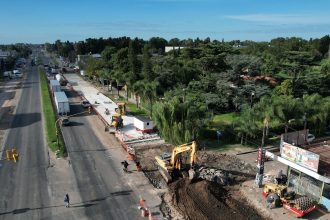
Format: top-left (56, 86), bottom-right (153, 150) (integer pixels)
top-left (155, 141), bottom-right (197, 183)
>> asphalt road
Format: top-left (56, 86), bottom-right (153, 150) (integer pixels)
top-left (0, 64), bottom-right (52, 220)
top-left (61, 89), bottom-right (141, 220)
top-left (0, 52), bottom-right (144, 219)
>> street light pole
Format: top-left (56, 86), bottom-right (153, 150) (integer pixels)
top-left (303, 112), bottom-right (307, 130)
top-left (55, 118), bottom-right (61, 151)
top-left (255, 118), bottom-right (267, 188)
top-left (250, 92), bottom-right (255, 108)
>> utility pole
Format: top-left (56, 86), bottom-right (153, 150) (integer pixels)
top-left (255, 119), bottom-right (267, 188)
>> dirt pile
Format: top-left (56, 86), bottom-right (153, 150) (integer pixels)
top-left (196, 151), bottom-right (256, 184)
top-left (164, 179), bottom-right (266, 220)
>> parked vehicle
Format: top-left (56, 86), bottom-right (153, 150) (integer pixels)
top-left (307, 133), bottom-right (315, 143)
top-left (60, 116), bottom-right (70, 126)
top-left (50, 80), bottom-right (61, 92)
top-left (81, 100), bottom-right (91, 108)
top-left (54, 92), bottom-right (70, 115)
top-left (13, 70), bottom-right (23, 78)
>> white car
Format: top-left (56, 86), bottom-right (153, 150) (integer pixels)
top-left (81, 100), bottom-right (91, 108)
top-left (307, 134), bottom-right (315, 143)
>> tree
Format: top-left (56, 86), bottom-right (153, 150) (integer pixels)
top-left (233, 107), bottom-right (259, 144)
top-left (101, 46), bottom-right (116, 61)
top-left (273, 95), bottom-right (303, 134)
top-left (142, 44), bottom-right (155, 81)
top-left (143, 81), bottom-right (158, 118)
top-left (126, 40), bottom-right (141, 100)
top-left (149, 37), bottom-right (167, 54)
top-left (152, 95), bottom-right (209, 144)
top-left (111, 48), bottom-right (129, 96)
top-left (132, 80), bottom-right (145, 108)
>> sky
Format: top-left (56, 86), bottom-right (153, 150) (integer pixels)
top-left (0, 0), bottom-right (330, 44)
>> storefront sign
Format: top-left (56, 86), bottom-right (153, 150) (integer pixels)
top-left (281, 142), bottom-right (319, 172)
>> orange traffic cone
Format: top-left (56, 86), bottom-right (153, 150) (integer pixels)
top-left (139, 196), bottom-right (145, 207)
top-left (127, 153), bottom-right (135, 161)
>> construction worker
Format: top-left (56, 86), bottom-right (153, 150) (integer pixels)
top-left (276, 170), bottom-right (283, 184)
top-left (135, 161), bottom-right (142, 172)
top-left (121, 160), bottom-right (129, 172)
top-left (64, 193), bottom-right (70, 208)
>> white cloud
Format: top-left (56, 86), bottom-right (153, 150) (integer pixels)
top-left (226, 13), bottom-right (330, 25)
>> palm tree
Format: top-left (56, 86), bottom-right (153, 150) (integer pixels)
top-left (143, 81), bottom-right (158, 118)
top-left (233, 107), bottom-right (259, 144)
top-left (132, 80), bottom-right (145, 108)
top-left (273, 95), bottom-right (303, 134)
top-left (302, 94), bottom-right (325, 133)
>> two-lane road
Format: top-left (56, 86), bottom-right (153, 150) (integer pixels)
top-left (0, 64), bottom-right (52, 220)
top-left (0, 54), bottom-right (143, 220)
top-left (60, 89), bottom-right (141, 219)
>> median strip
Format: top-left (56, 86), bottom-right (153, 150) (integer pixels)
top-left (39, 67), bottom-right (66, 155)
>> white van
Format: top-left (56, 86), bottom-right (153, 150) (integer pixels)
top-left (13, 70), bottom-right (23, 78)
top-left (3, 71), bottom-right (12, 78)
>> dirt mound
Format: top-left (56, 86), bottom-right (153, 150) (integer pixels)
top-left (165, 179), bottom-right (266, 220)
top-left (197, 151), bottom-right (256, 184)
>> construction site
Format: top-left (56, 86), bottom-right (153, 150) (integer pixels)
top-left (61, 71), bottom-right (330, 220)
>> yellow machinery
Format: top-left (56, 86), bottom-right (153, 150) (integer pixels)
top-left (116, 102), bottom-right (126, 115)
top-left (263, 182), bottom-right (316, 217)
top-left (111, 113), bottom-right (123, 128)
top-left (155, 141), bottom-right (197, 183)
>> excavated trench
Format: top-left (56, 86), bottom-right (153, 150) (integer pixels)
top-left (138, 147), bottom-right (269, 220)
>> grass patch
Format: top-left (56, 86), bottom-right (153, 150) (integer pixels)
top-left (127, 103), bottom-right (148, 117)
top-left (212, 112), bottom-right (239, 127)
top-left (39, 68), bottom-right (66, 155)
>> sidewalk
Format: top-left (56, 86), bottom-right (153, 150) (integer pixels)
top-left (64, 73), bottom-right (161, 145)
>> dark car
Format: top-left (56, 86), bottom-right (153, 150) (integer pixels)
top-left (81, 100), bottom-right (91, 108)
top-left (61, 116), bottom-right (70, 126)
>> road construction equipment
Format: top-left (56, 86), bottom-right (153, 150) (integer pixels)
top-left (155, 141), bottom-right (197, 183)
top-left (6, 149), bottom-right (19, 163)
top-left (262, 182), bottom-right (316, 217)
top-left (116, 102), bottom-right (126, 115)
top-left (109, 113), bottom-right (123, 133)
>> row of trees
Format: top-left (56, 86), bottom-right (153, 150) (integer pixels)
top-left (235, 92), bottom-right (330, 145)
top-left (47, 35), bottom-right (330, 144)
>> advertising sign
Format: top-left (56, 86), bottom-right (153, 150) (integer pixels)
top-left (281, 142), bottom-right (319, 172)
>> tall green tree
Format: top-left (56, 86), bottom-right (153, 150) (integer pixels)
top-left (142, 44), bottom-right (155, 81)
top-left (126, 40), bottom-right (140, 100)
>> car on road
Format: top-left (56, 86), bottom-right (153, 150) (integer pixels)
top-left (60, 116), bottom-right (70, 126)
top-left (307, 133), bottom-right (315, 143)
top-left (81, 100), bottom-right (91, 108)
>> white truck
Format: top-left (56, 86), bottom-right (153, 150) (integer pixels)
top-left (54, 92), bottom-right (70, 115)
top-left (50, 80), bottom-right (61, 93)
top-left (55, 74), bottom-right (68, 86)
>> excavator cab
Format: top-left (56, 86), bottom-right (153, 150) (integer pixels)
top-left (155, 141), bottom-right (197, 183)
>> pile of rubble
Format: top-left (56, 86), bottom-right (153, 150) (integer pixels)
top-left (196, 166), bottom-right (229, 185)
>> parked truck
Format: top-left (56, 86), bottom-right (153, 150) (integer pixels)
top-left (50, 80), bottom-right (61, 93)
top-left (55, 74), bottom-right (68, 86)
top-left (54, 92), bottom-right (70, 115)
